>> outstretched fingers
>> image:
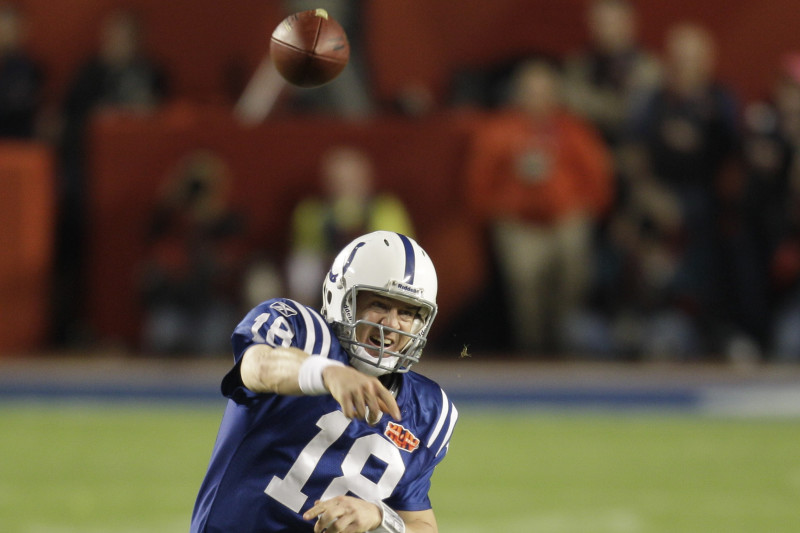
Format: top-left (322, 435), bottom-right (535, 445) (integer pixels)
top-left (325, 366), bottom-right (401, 423)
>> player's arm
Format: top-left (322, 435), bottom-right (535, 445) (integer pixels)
top-left (240, 344), bottom-right (401, 422)
top-left (240, 343), bottom-right (307, 395)
top-left (398, 508), bottom-right (438, 533)
top-left (303, 496), bottom-right (437, 533)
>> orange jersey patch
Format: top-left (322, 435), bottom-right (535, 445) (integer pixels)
top-left (384, 422), bottom-right (420, 453)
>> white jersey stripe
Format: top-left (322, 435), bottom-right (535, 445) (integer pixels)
top-left (426, 389), bottom-right (450, 448)
top-left (436, 404), bottom-right (458, 457)
top-left (292, 301), bottom-right (317, 355)
top-left (309, 307), bottom-right (332, 358)
top-left (292, 301), bottom-right (331, 357)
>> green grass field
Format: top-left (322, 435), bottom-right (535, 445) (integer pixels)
top-left (2, 402), bottom-right (799, 533)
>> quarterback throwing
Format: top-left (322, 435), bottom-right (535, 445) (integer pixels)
top-left (191, 231), bottom-right (458, 533)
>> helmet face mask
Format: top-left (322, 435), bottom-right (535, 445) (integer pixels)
top-left (322, 232), bottom-right (438, 375)
top-left (335, 285), bottom-right (437, 375)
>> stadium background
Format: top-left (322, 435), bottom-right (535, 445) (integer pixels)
top-left (2, 1), bottom-right (800, 531)
top-left (4, 0), bottom-right (800, 351)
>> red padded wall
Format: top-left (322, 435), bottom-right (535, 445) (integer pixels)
top-left (0, 144), bottom-right (54, 354)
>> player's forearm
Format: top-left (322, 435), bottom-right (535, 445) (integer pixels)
top-left (401, 522), bottom-right (437, 533)
top-left (397, 509), bottom-right (438, 533)
top-left (240, 344), bottom-right (306, 395)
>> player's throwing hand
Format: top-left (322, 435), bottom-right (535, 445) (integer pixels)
top-left (322, 365), bottom-right (401, 423)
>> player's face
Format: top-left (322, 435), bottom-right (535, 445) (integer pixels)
top-left (354, 292), bottom-right (420, 356)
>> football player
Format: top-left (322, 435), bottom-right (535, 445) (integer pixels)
top-left (191, 231), bottom-right (457, 533)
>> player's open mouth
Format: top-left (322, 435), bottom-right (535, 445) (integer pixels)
top-left (368, 335), bottom-right (394, 349)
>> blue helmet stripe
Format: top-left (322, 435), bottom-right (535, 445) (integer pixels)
top-left (397, 233), bottom-right (415, 284)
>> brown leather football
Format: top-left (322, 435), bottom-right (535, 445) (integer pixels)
top-left (269, 9), bottom-right (350, 88)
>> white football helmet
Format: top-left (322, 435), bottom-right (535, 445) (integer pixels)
top-left (321, 231), bottom-right (438, 375)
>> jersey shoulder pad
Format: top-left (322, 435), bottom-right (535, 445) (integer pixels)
top-left (233, 298), bottom-right (335, 356)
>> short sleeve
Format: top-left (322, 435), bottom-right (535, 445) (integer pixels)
top-left (220, 298), bottom-right (340, 401)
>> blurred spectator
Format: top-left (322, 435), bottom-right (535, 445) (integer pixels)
top-left (240, 253), bottom-right (285, 311)
top-left (620, 23), bottom-right (739, 359)
top-left (562, 0), bottom-right (662, 148)
top-left (742, 53), bottom-right (800, 361)
top-left (286, 145), bottom-right (414, 307)
top-left (60, 9), bottom-right (168, 171)
top-left (52, 9), bottom-right (169, 346)
top-left (594, 142), bottom-right (694, 358)
top-left (560, 0), bottom-right (662, 357)
top-left (138, 150), bottom-right (247, 356)
top-left (465, 59), bottom-right (614, 355)
top-left (0, 2), bottom-right (43, 139)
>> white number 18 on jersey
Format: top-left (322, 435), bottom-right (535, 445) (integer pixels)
top-left (265, 411), bottom-right (405, 512)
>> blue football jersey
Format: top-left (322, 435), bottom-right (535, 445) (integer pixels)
top-left (191, 298), bottom-right (458, 533)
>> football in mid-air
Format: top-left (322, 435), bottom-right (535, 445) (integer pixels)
top-left (269, 8), bottom-right (350, 88)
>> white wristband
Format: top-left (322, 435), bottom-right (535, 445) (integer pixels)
top-left (297, 356), bottom-right (344, 395)
top-left (370, 501), bottom-right (406, 533)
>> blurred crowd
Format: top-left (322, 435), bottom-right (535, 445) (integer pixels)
top-left (3, 0), bottom-right (800, 363)
top-left (454, 0), bottom-right (800, 363)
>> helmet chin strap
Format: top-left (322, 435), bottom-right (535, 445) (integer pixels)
top-left (349, 346), bottom-right (398, 377)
